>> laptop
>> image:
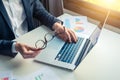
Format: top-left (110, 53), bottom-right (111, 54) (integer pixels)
top-left (34, 13), bottom-right (109, 70)
top-left (34, 25), bottom-right (92, 70)
top-left (33, 12), bottom-right (110, 70)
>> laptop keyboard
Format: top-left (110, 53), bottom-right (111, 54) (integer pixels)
top-left (55, 37), bottom-right (84, 64)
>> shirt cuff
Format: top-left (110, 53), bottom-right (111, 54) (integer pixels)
top-left (57, 21), bottom-right (63, 25)
top-left (12, 42), bottom-right (18, 53)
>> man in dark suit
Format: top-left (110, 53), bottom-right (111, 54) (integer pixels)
top-left (0, 0), bottom-right (77, 58)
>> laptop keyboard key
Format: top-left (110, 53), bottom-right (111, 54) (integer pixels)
top-left (55, 37), bottom-right (84, 64)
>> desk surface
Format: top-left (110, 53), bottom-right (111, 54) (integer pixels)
top-left (0, 27), bottom-right (120, 80)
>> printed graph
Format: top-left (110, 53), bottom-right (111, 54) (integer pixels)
top-left (64, 17), bottom-right (85, 33)
top-left (64, 18), bottom-right (71, 28)
top-left (73, 26), bottom-right (84, 32)
top-left (34, 73), bottom-right (43, 80)
top-left (75, 18), bottom-right (83, 24)
top-left (23, 67), bottom-right (60, 80)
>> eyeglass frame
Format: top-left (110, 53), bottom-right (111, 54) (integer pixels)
top-left (35, 27), bottom-right (66, 50)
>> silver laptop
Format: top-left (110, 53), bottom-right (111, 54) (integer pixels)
top-left (34, 12), bottom-right (109, 70)
top-left (33, 26), bottom-right (91, 70)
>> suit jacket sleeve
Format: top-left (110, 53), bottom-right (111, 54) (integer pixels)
top-left (0, 40), bottom-right (17, 57)
top-left (32, 0), bottom-right (62, 30)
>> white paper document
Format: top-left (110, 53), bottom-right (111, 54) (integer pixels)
top-left (0, 71), bottom-right (15, 80)
top-left (22, 67), bottom-right (61, 80)
top-left (61, 15), bottom-right (97, 38)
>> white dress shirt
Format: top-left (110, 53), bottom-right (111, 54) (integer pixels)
top-left (2, 0), bottom-right (28, 53)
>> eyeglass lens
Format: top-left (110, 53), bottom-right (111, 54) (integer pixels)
top-left (35, 27), bottom-right (66, 49)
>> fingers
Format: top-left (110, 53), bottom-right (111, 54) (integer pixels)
top-left (52, 22), bottom-right (78, 43)
top-left (22, 50), bottom-right (40, 59)
top-left (15, 42), bottom-right (41, 59)
top-left (27, 46), bottom-right (41, 51)
top-left (67, 29), bottom-right (78, 43)
top-left (57, 27), bottom-right (78, 43)
top-left (22, 46), bottom-right (41, 59)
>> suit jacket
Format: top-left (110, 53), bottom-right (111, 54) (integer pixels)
top-left (0, 0), bottom-right (60, 57)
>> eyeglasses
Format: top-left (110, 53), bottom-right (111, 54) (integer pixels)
top-left (35, 27), bottom-right (65, 50)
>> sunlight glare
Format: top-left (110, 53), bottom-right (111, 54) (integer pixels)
top-left (84, 0), bottom-right (120, 11)
top-left (103, 0), bottom-right (116, 7)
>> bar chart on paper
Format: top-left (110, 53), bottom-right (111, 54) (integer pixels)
top-left (34, 73), bottom-right (43, 80)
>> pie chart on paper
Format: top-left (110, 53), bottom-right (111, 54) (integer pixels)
top-left (74, 26), bottom-right (84, 33)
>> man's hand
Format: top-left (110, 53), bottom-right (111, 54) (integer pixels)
top-left (15, 42), bottom-right (41, 59)
top-left (53, 22), bottom-right (78, 43)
